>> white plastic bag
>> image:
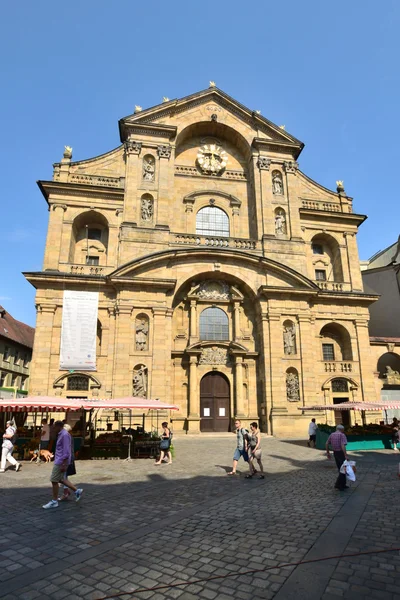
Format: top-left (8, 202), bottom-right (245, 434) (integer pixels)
top-left (340, 460), bottom-right (356, 482)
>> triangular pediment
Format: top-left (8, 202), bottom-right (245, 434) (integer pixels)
top-left (119, 87), bottom-right (303, 151)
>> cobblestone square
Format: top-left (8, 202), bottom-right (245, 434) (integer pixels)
top-left (1, 436), bottom-right (400, 600)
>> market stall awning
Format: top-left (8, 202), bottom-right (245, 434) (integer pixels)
top-left (297, 401), bottom-right (400, 411)
top-left (0, 396), bottom-right (179, 412)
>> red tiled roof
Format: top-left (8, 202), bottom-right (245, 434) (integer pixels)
top-left (0, 306), bottom-right (35, 349)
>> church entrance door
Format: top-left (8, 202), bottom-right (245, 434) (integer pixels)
top-left (200, 372), bottom-right (230, 432)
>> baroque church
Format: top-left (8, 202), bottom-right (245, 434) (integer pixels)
top-left (25, 85), bottom-right (379, 436)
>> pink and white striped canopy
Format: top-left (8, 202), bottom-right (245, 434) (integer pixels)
top-left (0, 396), bottom-right (179, 412)
top-left (298, 401), bottom-right (400, 411)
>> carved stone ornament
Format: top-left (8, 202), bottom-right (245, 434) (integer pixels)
top-left (199, 346), bottom-right (229, 365)
top-left (135, 317), bottom-right (149, 351)
top-left (286, 371), bottom-right (300, 402)
top-left (124, 140), bottom-right (142, 155)
top-left (385, 366), bottom-right (400, 385)
top-left (283, 323), bottom-right (296, 355)
top-left (272, 171), bottom-right (284, 195)
top-left (143, 155), bottom-right (155, 181)
top-left (157, 145), bottom-right (172, 159)
top-left (257, 157), bottom-right (271, 171)
top-left (283, 160), bottom-right (298, 174)
top-left (133, 365), bottom-right (147, 397)
top-left (141, 197), bottom-right (154, 222)
top-left (197, 144), bottom-right (228, 175)
top-left (197, 281), bottom-right (230, 300)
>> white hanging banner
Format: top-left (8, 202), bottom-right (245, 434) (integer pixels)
top-left (60, 291), bottom-right (98, 371)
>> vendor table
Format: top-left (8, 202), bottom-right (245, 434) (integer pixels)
top-left (316, 429), bottom-right (399, 451)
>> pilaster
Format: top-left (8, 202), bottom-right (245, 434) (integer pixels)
top-left (283, 161), bottom-right (302, 240)
top-left (123, 140), bottom-right (142, 223)
top-left (29, 303), bottom-right (57, 395)
top-left (43, 204), bottom-right (67, 269)
top-left (345, 233), bottom-right (363, 291)
top-left (114, 304), bottom-right (133, 396)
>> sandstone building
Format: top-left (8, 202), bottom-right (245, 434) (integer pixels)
top-left (25, 86), bottom-right (379, 436)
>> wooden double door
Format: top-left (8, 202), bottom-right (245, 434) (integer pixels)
top-left (200, 372), bottom-right (230, 432)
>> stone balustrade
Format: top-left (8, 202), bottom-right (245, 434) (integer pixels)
top-left (315, 281), bottom-right (352, 292)
top-left (175, 164), bottom-right (247, 180)
top-left (69, 265), bottom-right (107, 276)
top-left (173, 233), bottom-right (258, 250)
top-left (68, 173), bottom-right (123, 188)
top-left (324, 361), bottom-right (354, 373)
top-left (302, 199), bottom-right (342, 212)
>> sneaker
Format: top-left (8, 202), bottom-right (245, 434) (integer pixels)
top-left (43, 500), bottom-right (59, 509)
top-left (75, 488), bottom-right (83, 502)
top-left (15, 463), bottom-right (21, 472)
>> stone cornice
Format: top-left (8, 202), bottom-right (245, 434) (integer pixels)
top-left (37, 180), bottom-right (124, 205)
top-left (119, 122), bottom-right (177, 143)
top-left (252, 138), bottom-right (303, 160)
top-left (299, 208), bottom-right (367, 227)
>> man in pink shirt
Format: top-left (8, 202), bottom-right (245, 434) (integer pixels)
top-left (43, 421), bottom-right (83, 509)
top-left (326, 424), bottom-right (348, 491)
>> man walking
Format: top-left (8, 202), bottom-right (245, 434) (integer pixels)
top-left (326, 424), bottom-right (348, 490)
top-left (42, 420), bottom-right (83, 509)
top-left (227, 419), bottom-right (249, 475)
top-left (307, 418), bottom-right (318, 448)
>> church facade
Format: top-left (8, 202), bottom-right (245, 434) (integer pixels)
top-left (25, 86), bottom-right (379, 436)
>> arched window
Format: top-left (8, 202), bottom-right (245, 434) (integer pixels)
top-left (70, 210), bottom-right (109, 265)
top-left (377, 352), bottom-right (400, 379)
top-left (67, 375), bottom-right (89, 391)
top-left (200, 307), bottom-right (229, 341)
top-left (196, 206), bottom-right (229, 237)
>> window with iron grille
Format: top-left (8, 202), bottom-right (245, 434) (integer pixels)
top-left (332, 378), bottom-right (348, 392)
top-left (322, 343), bottom-right (335, 361)
top-left (315, 269), bottom-right (327, 281)
top-left (200, 307), bottom-right (229, 341)
top-left (67, 375), bottom-right (89, 391)
top-left (196, 206), bottom-right (229, 237)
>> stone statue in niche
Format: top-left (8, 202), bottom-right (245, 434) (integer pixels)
top-left (133, 365), bottom-right (147, 397)
top-left (286, 371), bottom-right (300, 402)
top-left (275, 210), bottom-right (287, 235)
top-left (199, 346), bottom-right (229, 365)
top-left (283, 323), bottom-right (296, 355)
top-left (143, 156), bottom-right (155, 182)
top-left (272, 171), bottom-right (284, 195)
top-left (141, 197), bottom-right (154, 221)
top-left (385, 366), bottom-right (400, 385)
top-left (135, 317), bottom-right (149, 351)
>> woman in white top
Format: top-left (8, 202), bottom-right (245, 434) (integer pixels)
top-left (0, 419), bottom-right (21, 473)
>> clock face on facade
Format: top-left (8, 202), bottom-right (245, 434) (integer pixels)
top-left (196, 144), bottom-right (228, 174)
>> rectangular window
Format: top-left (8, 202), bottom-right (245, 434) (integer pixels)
top-left (23, 353), bottom-right (29, 367)
top-left (14, 351), bottom-right (19, 365)
top-left (322, 344), bottom-right (335, 361)
top-left (11, 374), bottom-right (18, 387)
top-left (315, 269), bottom-right (327, 281)
top-left (3, 346), bottom-right (10, 361)
top-left (87, 228), bottom-right (102, 241)
top-left (20, 377), bottom-right (26, 390)
top-left (312, 243), bottom-right (324, 255)
top-left (86, 256), bottom-right (99, 265)
top-left (0, 372), bottom-right (6, 387)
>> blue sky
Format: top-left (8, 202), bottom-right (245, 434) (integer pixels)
top-left (1, 1), bottom-right (399, 326)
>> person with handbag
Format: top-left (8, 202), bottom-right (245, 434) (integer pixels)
top-left (155, 422), bottom-right (172, 465)
top-left (0, 419), bottom-right (21, 473)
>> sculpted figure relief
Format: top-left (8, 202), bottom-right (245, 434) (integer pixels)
top-left (136, 317), bottom-right (149, 351)
top-left (283, 323), bottom-right (296, 355)
top-left (275, 210), bottom-right (287, 235)
top-left (141, 196), bottom-right (154, 221)
top-left (272, 171), bottom-right (284, 195)
top-left (286, 371), bottom-right (300, 402)
top-left (197, 281), bottom-right (230, 300)
top-left (199, 346), bottom-right (229, 365)
top-left (143, 155), bottom-right (155, 181)
top-left (385, 366), bottom-right (400, 384)
top-left (133, 366), bottom-right (147, 397)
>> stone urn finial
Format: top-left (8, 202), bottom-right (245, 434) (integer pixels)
top-left (63, 145), bottom-right (72, 160)
top-left (336, 180), bottom-right (345, 193)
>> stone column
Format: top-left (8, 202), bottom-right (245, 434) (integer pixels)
top-left (189, 300), bottom-right (198, 344)
top-left (252, 155), bottom-right (267, 239)
top-left (151, 307), bottom-right (169, 400)
top-left (123, 141), bottom-right (142, 223)
top-left (43, 204), bottom-right (67, 270)
top-left (283, 161), bottom-right (303, 240)
top-left (106, 306), bottom-right (117, 396)
top-left (258, 157), bottom-right (275, 239)
top-left (157, 144), bottom-right (173, 227)
top-left (188, 355), bottom-right (199, 418)
top-left (234, 355), bottom-right (245, 417)
top-left (29, 303), bottom-right (57, 395)
top-left (233, 301), bottom-right (241, 341)
top-left (297, 314), bottom-right (317, 405)
top-left (268, 312), bottom-right (288, 427)
top-left (345, 232), bottom-right (363, 291)
top-left (354, 318), bottom-right (378, 401)
top-left (114, 305), bottom-right (133, 397)
top-left (258, 311), bottom-right (272, 432)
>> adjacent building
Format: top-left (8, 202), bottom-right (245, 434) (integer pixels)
top-left (25, 86), bottom-right (379, 436)
top-left (0, 306), bottom-right (34, 399)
